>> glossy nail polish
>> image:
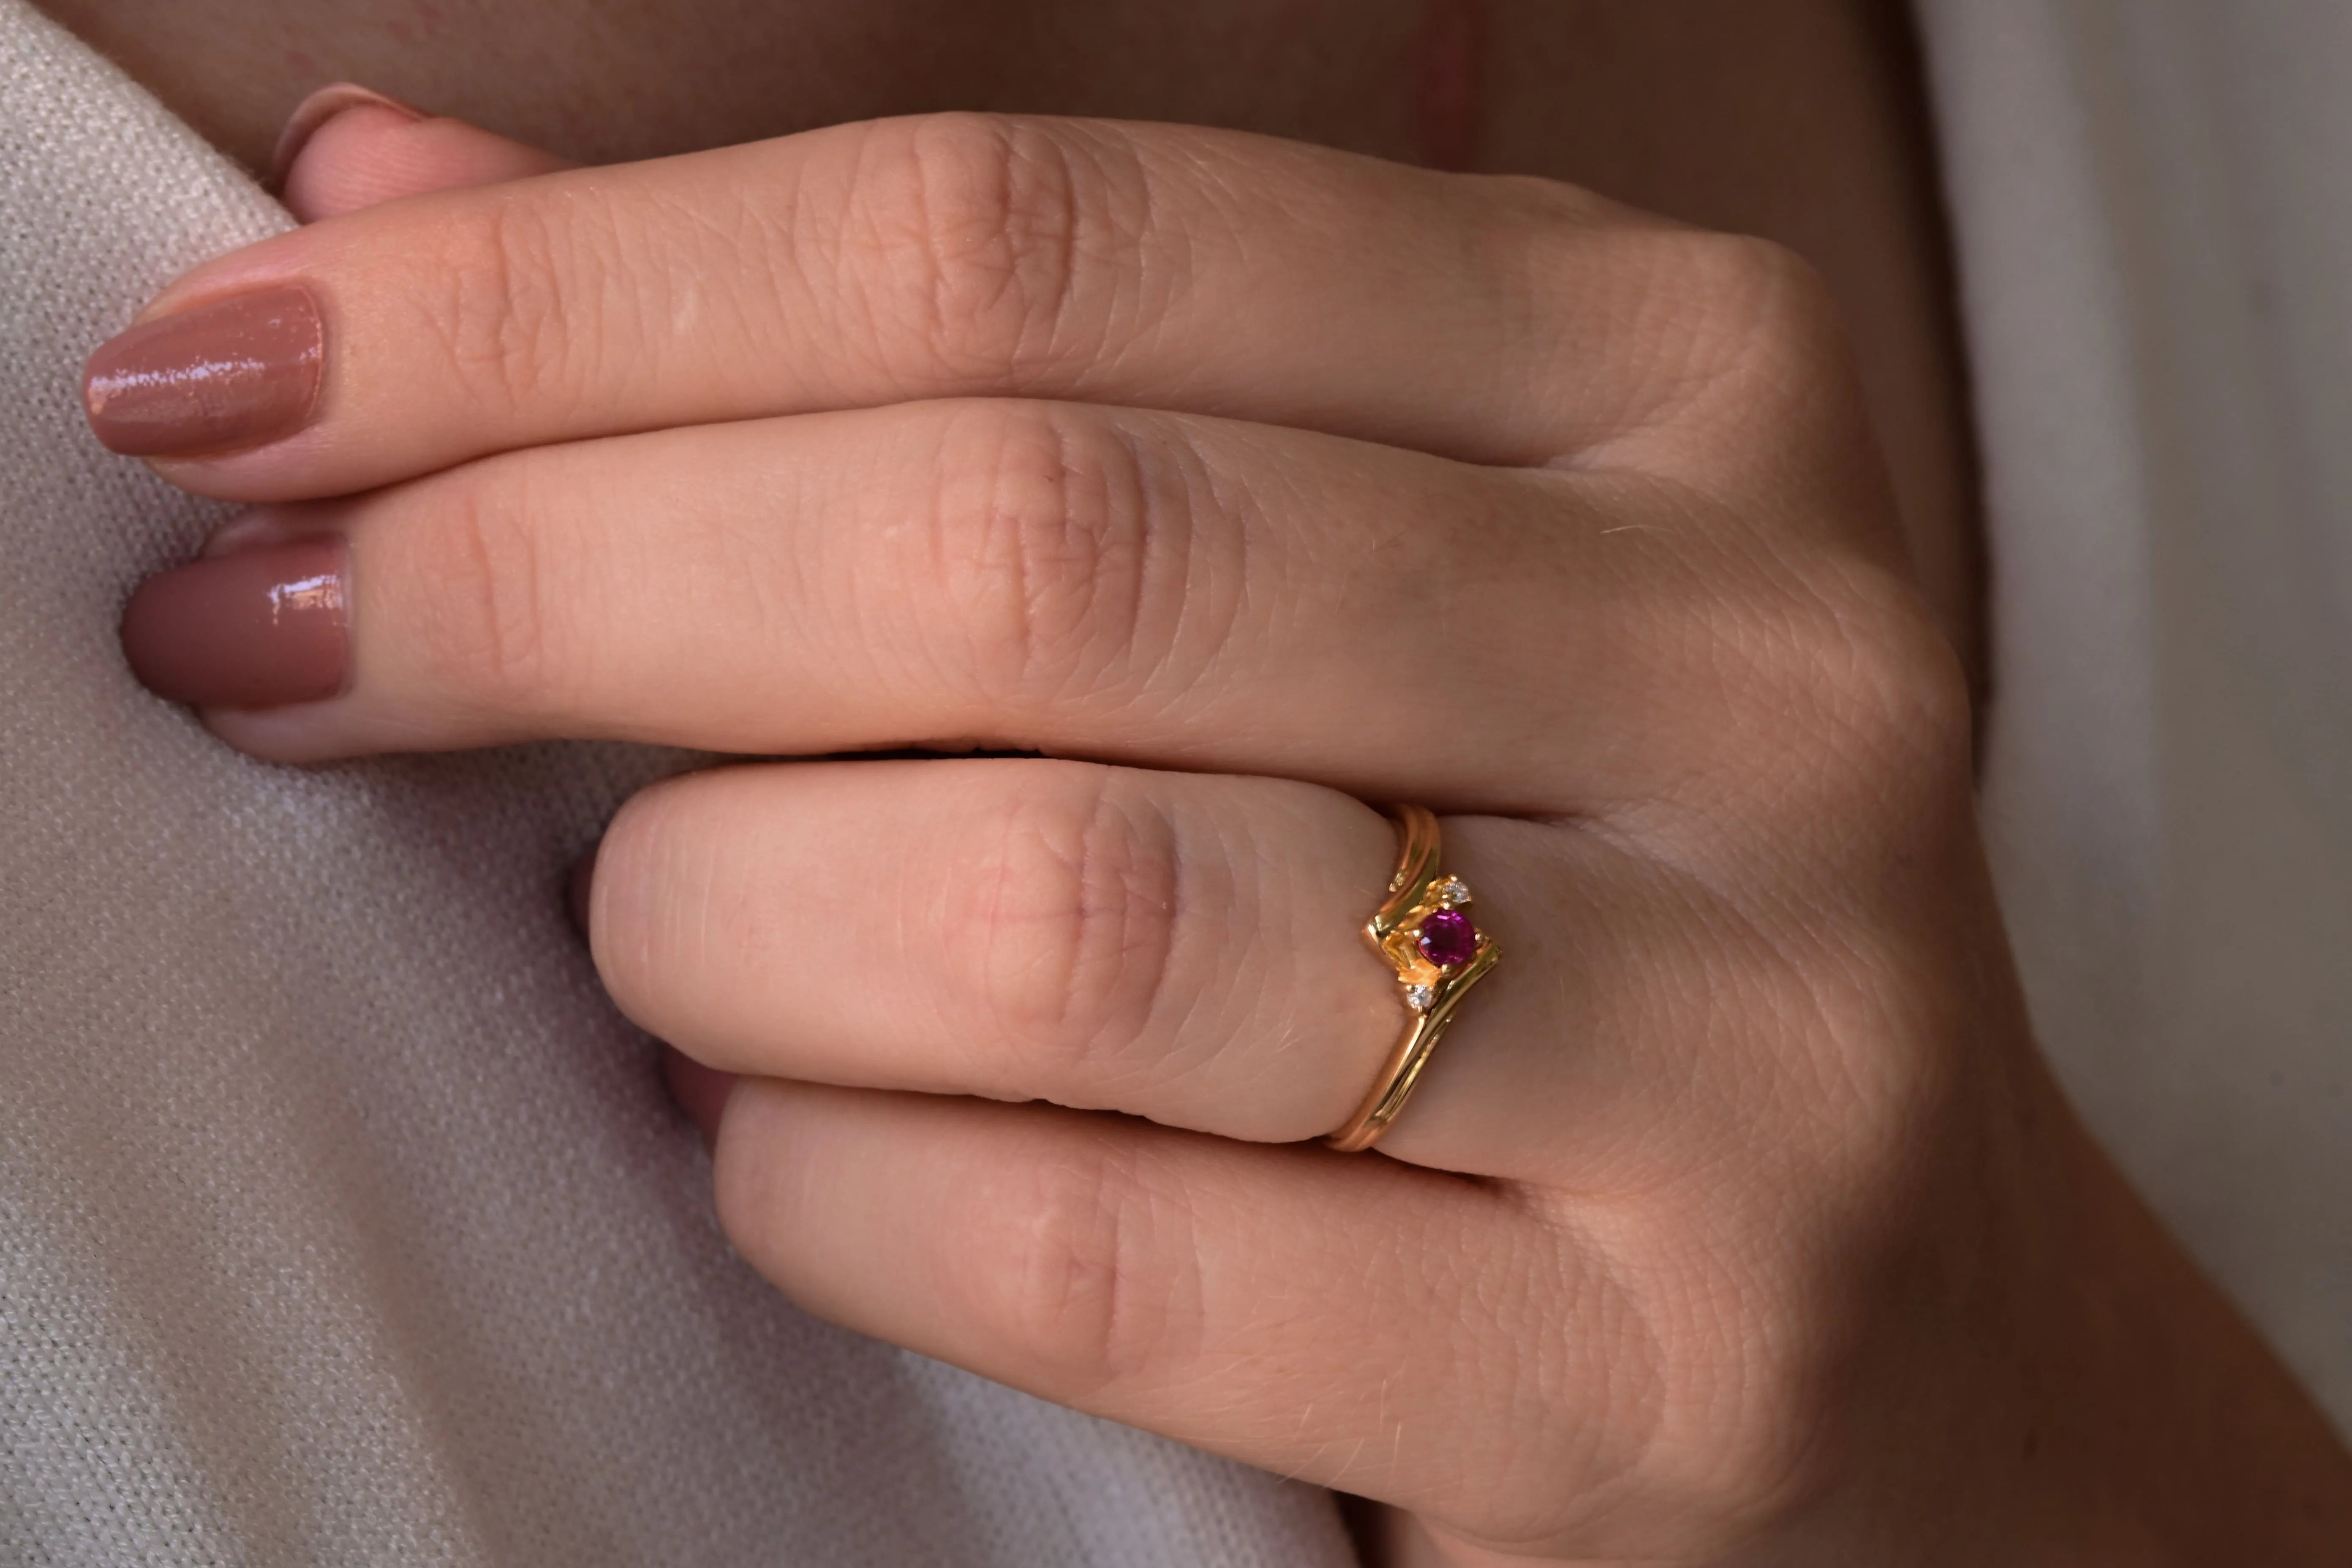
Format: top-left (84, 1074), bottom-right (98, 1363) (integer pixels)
top-left (83, 285), bottom-right (326, 458)
top-left (120, 537), bottom-right (349, 708)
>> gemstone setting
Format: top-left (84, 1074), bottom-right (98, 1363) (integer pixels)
top-left (1416, 907), bottom-right (1478, 968)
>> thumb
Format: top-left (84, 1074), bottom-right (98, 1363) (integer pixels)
top-left (273, 83), bottom-right (576, 222)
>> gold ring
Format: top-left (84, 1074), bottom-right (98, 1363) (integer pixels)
top-left (1324, 804), bottom-right (1500, 1153)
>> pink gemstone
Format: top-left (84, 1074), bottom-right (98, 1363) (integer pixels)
top-left (1416, 908), bottom-right (1478, 968)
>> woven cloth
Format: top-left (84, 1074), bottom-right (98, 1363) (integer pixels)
top-left (0, 5), bottom-right (1354, 1562)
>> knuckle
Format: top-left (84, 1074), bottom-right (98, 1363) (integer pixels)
top-left (1789, 563), bottom-right (1974, 795)
top-left (1680, 234), bottom-right (1846, 381)
top-left (1703, 558), bottom-right (1971, 822)
top-left (416, 194), bottom-right (595, 419)
top-left (1642, 1260), bottom-right (1835, 1539)
top-left (1458, 1236), bottom-right (1667, 1543)
top-left (963, 1131), bottom-right (1193, 1390)
top-left (917, 402), bottom-right (1215, 714)
top-left (1490, 170), bottom-right (1627, 230)
top-left (848, 114), bottom-right (1150, 381)
top-left (1629, 232), bottom-right (1856, 445)
top-left (943, 769), bottom-right (1188, 1093)
top-left (1560, 1211), bottom-right (1871, 1552)
top-left (394, 463), bottom-right (565, 713)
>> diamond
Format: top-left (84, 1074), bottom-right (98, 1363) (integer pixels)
top-left (1415, 908), bottom-right (1478, 968)
top-left (1433, 876), bottom-right (1471, 907)
top-left (1404, 983), bottom-right (1435, 1012)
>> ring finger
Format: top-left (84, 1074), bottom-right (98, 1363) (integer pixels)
top-left (587, 755), bottom-right (1767, 1187)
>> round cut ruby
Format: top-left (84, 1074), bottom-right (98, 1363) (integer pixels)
top-left (1416, 908), bottom-right (1478, 968)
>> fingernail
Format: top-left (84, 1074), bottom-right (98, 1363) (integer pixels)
top-left (120, 537), bottom-right (349, 708)
top-left (565, 845), bottom-right (600, 939)
top-left (84, 285), bottom-right (326, 458)
top-left (272, 82), bottom-right (428, 188)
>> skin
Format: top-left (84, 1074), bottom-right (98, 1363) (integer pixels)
top-left (38, 0), bottom-right (1982, 681)
top-left (46, 2), bottom-right (2352, 1561)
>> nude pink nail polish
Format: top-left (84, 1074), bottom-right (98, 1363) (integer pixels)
top-left (120, 537), bottom-right (349, 708)
top-left (83, 286), bottom-right (326, 458)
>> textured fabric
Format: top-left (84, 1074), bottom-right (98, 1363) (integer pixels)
top-left (1918, 0), bottom-right (2352, 1429)
top-left (0, 6), bottom-right (1356, 1563)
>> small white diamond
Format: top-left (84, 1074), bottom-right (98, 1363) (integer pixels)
top-left (1404, 983), bottom-right (1435, 1012)
top-left (1434, 876), bottom-right (1471, 907)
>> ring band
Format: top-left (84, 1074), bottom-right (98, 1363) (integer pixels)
top-left (1324, 804), bottom-right (1500, 1153)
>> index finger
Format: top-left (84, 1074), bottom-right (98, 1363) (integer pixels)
top-left (83, 113), bottom-right (1751, 501)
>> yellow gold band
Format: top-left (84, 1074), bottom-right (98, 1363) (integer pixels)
top-left (1324, 804), bottom-right (1500, 1153)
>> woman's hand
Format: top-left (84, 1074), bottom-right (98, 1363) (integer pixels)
top-left (91, 101), bottom-right (2352, 1563)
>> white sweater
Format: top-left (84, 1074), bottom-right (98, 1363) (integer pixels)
top-left (0, 1), bottom-right (2344, 1561)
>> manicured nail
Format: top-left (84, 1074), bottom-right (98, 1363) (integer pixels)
top-left (272, 82), bottom-right (428, 188)
top-left (120, 537), bottom-right (349, 708)
top-left (84, 285), bottom-right (326, 458)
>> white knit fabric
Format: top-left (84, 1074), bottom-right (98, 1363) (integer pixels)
top-left (1918, 0), bottom-right (2352, 1428)
top-left (0, 6), bottom-right (1355, 1562)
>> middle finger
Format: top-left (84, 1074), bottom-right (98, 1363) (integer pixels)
top-left (133, 396), bottom-right (1745, 814)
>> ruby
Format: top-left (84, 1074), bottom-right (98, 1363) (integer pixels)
top-left (1416, 908), bottom-right (1478, 968)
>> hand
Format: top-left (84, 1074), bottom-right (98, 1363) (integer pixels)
top-left (93, 96), bottom-right (2352, 1563)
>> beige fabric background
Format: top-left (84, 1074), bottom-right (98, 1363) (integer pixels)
top-left (5, 0), bottom-right (2352, 1563)
top-left (0, 5), bottom-right (1355, 1562)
